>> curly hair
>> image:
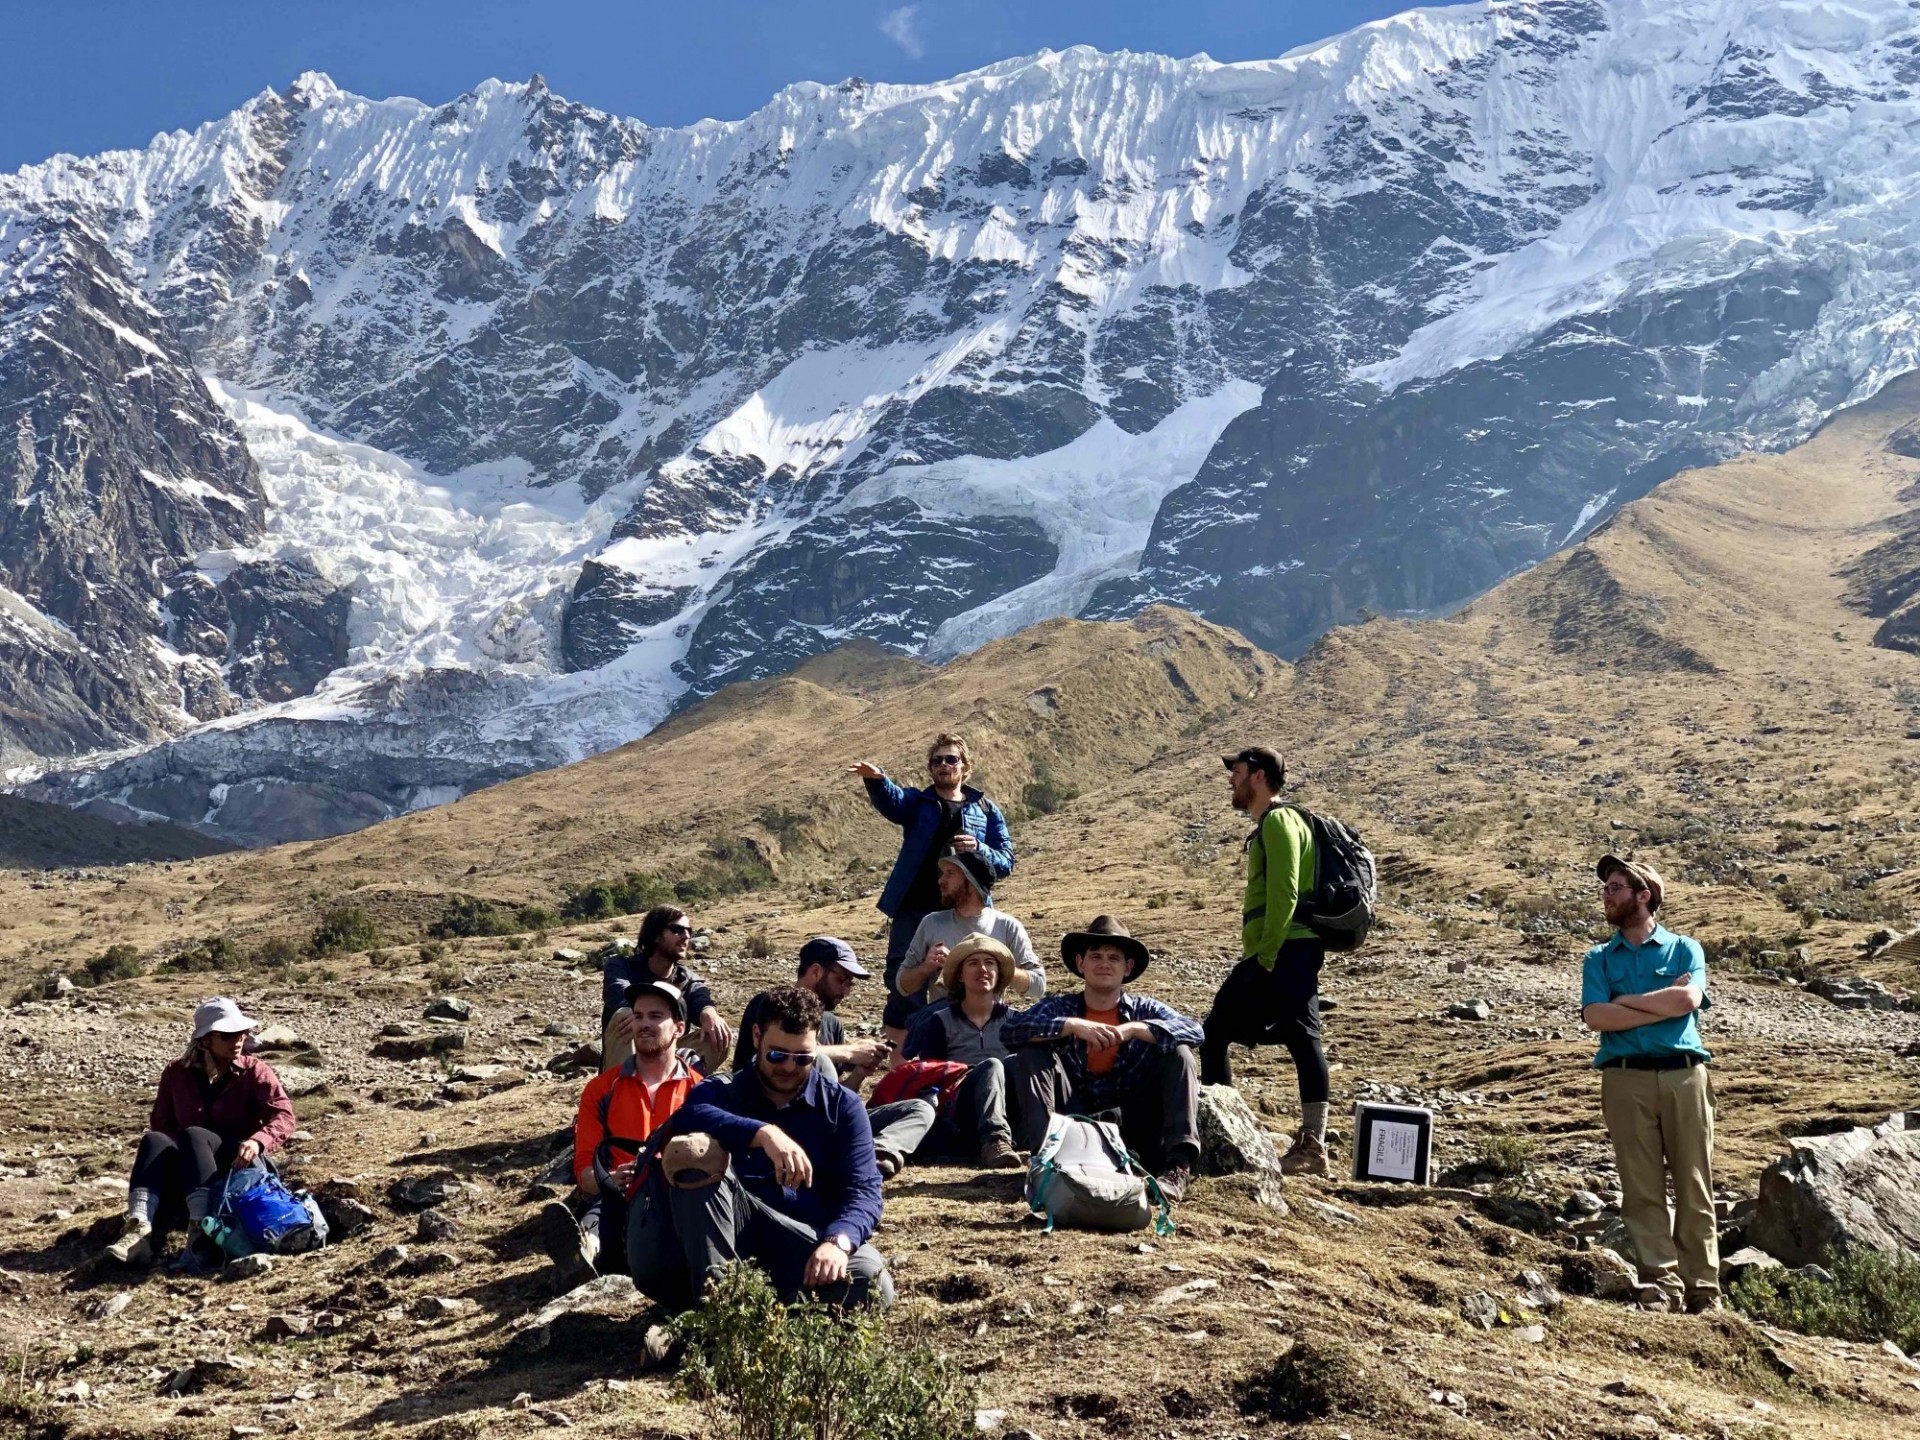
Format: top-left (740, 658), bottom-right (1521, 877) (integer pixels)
top-left (754, 983), bottom-right (824, 1038)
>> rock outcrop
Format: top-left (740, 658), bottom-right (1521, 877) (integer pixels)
top-left (1748, 1115), bottom-right (1920, 1267)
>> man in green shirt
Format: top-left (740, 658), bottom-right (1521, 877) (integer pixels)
top-left (1201, 746), bottom-right (1331, 1176)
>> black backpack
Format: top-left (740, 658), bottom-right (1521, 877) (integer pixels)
top-left (1263, 804), bottom-right (1377, 951)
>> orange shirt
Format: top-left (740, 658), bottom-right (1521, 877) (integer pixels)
top-left (573, 1056), bottom-right (701, 1194)
top-left (1083, 1006), bottom-right (1121, 1076)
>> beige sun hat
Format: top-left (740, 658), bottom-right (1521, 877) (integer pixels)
top-left (940, 933), bottom-right (1016, 996)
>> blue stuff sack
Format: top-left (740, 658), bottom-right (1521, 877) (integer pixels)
top-left (218, 1164), bottom-right (327, 1254)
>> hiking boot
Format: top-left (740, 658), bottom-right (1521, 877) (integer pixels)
top-left (540, 1200), bottom-right (594, 1278)
top-left (1684, 1292), bottom-right (1724, 1315)
top-left (1155, 1164), bottom-right (1193, 1203)
top-left (1279, 1132), bottom-right (1330, 1177)
top-left (977, 1137), bottom-right (1024, 1170)
top-left (104, 1215), bottom-right (152, 1266)
top-left (876, 1150), bottom-right (903, 1180)
top-left (1635, 1286), bottom-right (1676, 1312)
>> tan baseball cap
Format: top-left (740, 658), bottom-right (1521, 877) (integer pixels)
top-left (1598, 855), bottom-right (1664, 912)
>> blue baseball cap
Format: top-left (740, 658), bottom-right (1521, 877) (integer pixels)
top-left (798, 935), bottom-right (870, 979)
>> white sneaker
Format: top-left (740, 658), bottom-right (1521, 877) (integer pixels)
top-left (105, 1215), bottom-right (153, 1266)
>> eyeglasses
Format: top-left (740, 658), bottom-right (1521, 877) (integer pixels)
top-left (1599, 881), bottom-right (1634, 897)
top-left (666, 923), bottom-right (692, 935)
top-left (929, 754), bottom-right (963, 767)
top-left (764, 1048), bottom-right (817, 1067)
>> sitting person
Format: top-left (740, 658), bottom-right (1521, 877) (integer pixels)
top-left (604, 905), bottom-right (732, 1072)
top-left (885, 933), bottom-right (1025, 1168)
top-left (732, 937), bottom-right (890, 1085)
top-left (888, 851), bottom-right (1045, 1043)
top-left (1001, 916), bottom-right (1203, 1201)
top-left (101, 997), bottom-right (297, 1268)
top-left (627, 985), bottom-right (892, 1312)
top-left (543, 980), bottom-right (703, 1281)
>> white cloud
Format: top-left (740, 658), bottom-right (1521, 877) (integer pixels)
top-left (879, 5), bottom-right (925, 59)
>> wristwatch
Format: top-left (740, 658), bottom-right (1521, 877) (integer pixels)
top-left (830, 1232), bottom-right (853, 1255)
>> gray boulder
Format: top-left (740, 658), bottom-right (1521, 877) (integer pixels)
top-left (1446, 1000), bottom-right (1491, 1021)
top-left (423, 996), bottom-right (472, 1022)
top-left (515, 1274), bottom-right (644, 1352)
top-left (1806, 975), bottom-right (1904, 1010)
top-left (43, 974), bottom-right (73, 999)
top-left (1196, 1085), bottom-right (1285, 1178)
top-left (372, 1029), bottom-right (467, 1060)
top-left (1749, 1118), bottom-right (1920, 1267)
top-left (274, 1065), bottom-right (329, 1099)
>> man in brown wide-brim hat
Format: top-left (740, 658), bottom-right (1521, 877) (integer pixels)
top-left (1000, 915), bottom-right (1204, 1200)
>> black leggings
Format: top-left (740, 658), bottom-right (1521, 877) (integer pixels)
top-left (130, 1127), bottom-right (236, 1223)
top-left (1200, 942), bottom-right (1331, 1104)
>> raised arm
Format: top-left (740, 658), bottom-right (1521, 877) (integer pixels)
top-left (855, 767), bottom-right (915, 825)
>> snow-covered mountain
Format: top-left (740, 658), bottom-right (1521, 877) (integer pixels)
top-left (8, 0), bottom-right (1920, 842)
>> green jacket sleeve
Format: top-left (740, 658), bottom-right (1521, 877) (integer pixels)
top-left (1248, 808), bottom-right (1309, 967)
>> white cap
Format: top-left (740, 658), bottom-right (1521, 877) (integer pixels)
top-left (191, 996), bottom-right (260, 1040)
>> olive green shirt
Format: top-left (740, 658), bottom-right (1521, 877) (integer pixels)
top-left (1242, 804), bottom-right (1317, 966)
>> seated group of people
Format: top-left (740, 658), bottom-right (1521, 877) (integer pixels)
top-left (553, 875), bottom-right (1206, 1314)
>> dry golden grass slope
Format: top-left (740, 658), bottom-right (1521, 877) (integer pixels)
top-left (3, 379), bottom-right (1920, 1439)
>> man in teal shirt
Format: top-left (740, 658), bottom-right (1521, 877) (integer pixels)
top-left (1202, 745), bottom-right (1330, 1177)
top-left (1580, 856), bottom-right (1719, 1313)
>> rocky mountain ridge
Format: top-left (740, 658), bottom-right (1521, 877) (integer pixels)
top-left (11, 0), bottom-right (1920, 841)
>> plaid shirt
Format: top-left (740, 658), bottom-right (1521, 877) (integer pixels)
top-left (1000, 991), bottom-right (1203, 1111)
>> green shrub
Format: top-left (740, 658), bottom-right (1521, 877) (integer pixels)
top-left (675, 840), bottom-right (775, 904)
top-left (429, 895), bottom-right (520, 939)
top-left (82, 944), bottom-right (143, 986)
top-left (1021, 761), bottom-right (1080, 817)
top-left (309, 903), bottom-right (380, 956)
top-left (160, 936), bottom-right (242, 973)
top-left (517, 904), bottom-right (556, 931)
top-left (1730, 1247), bottom-right (1920, 1353)
top-left (1471, 1128), bottom-right (1538, 1184)
top-left (251, 936), bottom-right (302, 970)
top-left (559, 870), bottom-right (677, 921)
top-left (674, 1263), bottom-right (976, 1440)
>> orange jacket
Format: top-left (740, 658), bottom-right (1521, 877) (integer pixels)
top-left (572, 1054), bottom-right (702, 1195)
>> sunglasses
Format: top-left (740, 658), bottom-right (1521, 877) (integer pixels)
top-left (929, 755), bottom-right (963, 767)
top-left (665, 923), bottom-right (692, 935)
top-left (764, 1048), bottom-right (817, 1067)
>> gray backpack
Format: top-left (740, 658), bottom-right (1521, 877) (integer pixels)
top-left (1025, 1115), bottom-right (1172, 1235)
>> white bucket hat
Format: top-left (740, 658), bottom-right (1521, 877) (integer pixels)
top-left (192, 996), bottom-right (260, 1040)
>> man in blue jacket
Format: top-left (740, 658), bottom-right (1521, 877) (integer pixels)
top-left (626, 984), bottom-right (893, 1312)
top-left (1003, 915), bottom-right (1203, 1201)
top-left (848, 730), bottom-right (1014, 1045)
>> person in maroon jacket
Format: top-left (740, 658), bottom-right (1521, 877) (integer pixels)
top-left (102, 997), bottom-right (297, 1267)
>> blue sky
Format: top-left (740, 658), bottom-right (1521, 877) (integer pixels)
top-left (2, 1), bottom-right (1419, 171)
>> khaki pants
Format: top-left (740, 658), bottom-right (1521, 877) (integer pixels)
top-left (1600, 1063), bottom-right (1718, 1304)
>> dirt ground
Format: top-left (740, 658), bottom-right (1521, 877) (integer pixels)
top-left (5, 380), bottom-right (1920, 1437)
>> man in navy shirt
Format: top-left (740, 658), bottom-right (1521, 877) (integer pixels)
top-left (1580, 856), bottom-right (1719, 1314)
top-left (627, 984), bottom-right (893, 1311)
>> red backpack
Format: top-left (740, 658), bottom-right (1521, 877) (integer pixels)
top-left (869, 1060), bottom-right (969, 1116)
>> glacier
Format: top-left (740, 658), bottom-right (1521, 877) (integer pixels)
top-left (7, 0), bottom-right (1920, 840)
